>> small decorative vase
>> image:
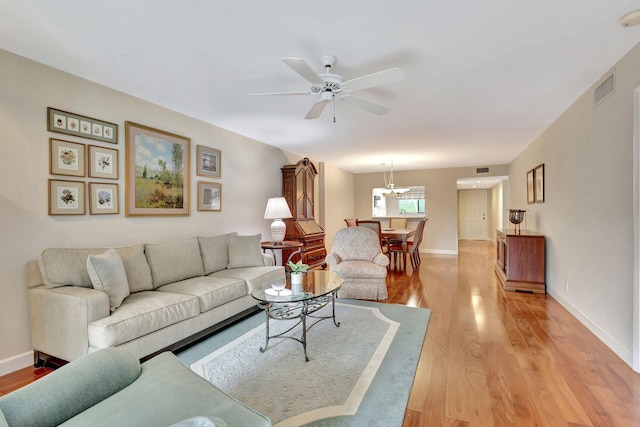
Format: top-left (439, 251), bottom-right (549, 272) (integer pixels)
top-left (291, 272), bottom-right (303, 286)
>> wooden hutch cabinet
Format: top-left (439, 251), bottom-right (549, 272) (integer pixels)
top-left (281, 158), bottom-right (327, 269)
top-left (495, 229), bottom-right (545, 293)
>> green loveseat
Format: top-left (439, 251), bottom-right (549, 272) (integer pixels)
top-left (0, 347), bottom-right (271, 427)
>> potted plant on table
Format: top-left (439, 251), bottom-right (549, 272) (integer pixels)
top-left (287, 260), bottom-right (309, 285)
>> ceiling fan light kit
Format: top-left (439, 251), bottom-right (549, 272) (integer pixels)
top-left (250, 54), bottom-right (404, 121)
top-left (621, 9), bottom-right (640, 27)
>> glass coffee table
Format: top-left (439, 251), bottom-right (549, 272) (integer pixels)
top-left (251, 270), bottom-right (344, 361)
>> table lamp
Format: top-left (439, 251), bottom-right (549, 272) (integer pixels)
top-left (264, 197), bottom-right (292, 244)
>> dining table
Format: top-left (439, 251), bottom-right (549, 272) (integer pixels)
top-left (380, 227), bottom-right (416, 270)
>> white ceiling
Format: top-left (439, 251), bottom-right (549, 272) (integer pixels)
top-left (2, 1), bottom-right (640, 174)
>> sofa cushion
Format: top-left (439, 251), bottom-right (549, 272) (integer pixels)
top-left (211, 266), bottom-right (284, 293)
top-left (115, 244), bottom-right (153, 293)
top-left (38, 248), bottom-right (107, 288)
top-left (145, 238), bottom-right (205, 288)
top-left (0, 348), bottom-right (140, 427)
top-left (157, 276), bottom-right (247, 313)
top-left (227, 234), bottom-right (263, 269)
top-left (87, 249), bottom-right (130, 312)
top-left (88, 291), bottom-right (199, 348)
top-left (169, 416), bottom-right (228, 427)
top-left (198, 233), bottom-right (237, 275)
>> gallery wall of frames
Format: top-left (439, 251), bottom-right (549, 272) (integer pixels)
top-left (46, 107), bottom-right (222, 217)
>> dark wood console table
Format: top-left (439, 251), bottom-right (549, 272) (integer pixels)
top-left (495, 229), bottom-right (545, 293)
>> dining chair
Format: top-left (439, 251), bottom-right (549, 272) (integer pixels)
top-left (355, 220), bottom-right (389, 255)
top-left (344, 218), bottom-right (358, 227)
top-left (388, 218), bottom-right (427, 270)
top-left (388, 217), bottom-right (407, 229)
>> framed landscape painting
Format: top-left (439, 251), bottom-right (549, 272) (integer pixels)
top-left (124, 122), bottom-right (190, 216)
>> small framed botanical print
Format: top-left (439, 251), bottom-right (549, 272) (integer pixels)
top-left (198, 181), bottom-right (221, 211)
top-left (49, 179), bottom-right (85, 215)
top-left (48, 107), bottom-right (118, 144)
top-left (88, 145), bottom-right (119, 180)
top-left (89, 182), bottom-right (119, 215)
top-left (50, 138), bottom-right (86, 177)
top-left (196, 145), bottom-right (221, 178)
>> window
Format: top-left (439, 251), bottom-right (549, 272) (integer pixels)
top-left (372, 186), bottom-right (425, 217)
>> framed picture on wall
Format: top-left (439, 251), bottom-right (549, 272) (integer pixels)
top-left (88, 145), bottom-right (119, 179)
top-left (50, 138), bottom-right (86, 177)
top-left (47, 107), bottom-right (118, 144)
top-left (89, 182), bottom-right (119, 215)
top-left (124, 121), bottom-right (190, 216)
top-left (197, 181), bottom-right (221, 211)
top-left (526, 169), bottom-right (535, 204)
top-left (196, 145), bottom-right (221, 178)
top-left (534, 163), bottom-right (545, 203)
top-left (49, 179), bottom-right (85, 215)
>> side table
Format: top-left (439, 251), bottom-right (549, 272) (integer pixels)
top-left (261, 241), bottom-right (303, 269)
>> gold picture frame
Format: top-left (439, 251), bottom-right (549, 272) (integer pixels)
top-left (534, 163), bottom-right (545, 203)
top-left (196, 145), bottom-right (221, 178)
top-left (47, 107), bottom-right (118, 144)
top-left (526, 169), bottom-right (535, 204)
top-left (197, 181), bottom-right (221, 211)
top-left (50, 138), bottom-right (86, 177)
top-left (124, 122), bottom-right (190, 216)
top-left (89, 182), bottom-right (119, 215)
top-left (88, 145), bottom-right (119, 180)
top-left (49, 179), bottom-right (85, 215)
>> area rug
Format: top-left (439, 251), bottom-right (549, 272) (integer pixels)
top-left (177, 299), bottom-right (430, 427)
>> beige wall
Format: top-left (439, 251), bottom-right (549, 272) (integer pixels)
top-left (0, 49), bottom-right (297, 374)
top-left (355, 165), bottom-right (509, 254)
top-left (318, 162), bottom-right (356, 251)
top-left (508, 42), bottom-right (640, 366)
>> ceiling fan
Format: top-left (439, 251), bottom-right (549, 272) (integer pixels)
top-left (249, 54), bottom-right (404, 120)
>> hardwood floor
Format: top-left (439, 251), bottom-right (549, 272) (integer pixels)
top-left (2, 240), bottom-right (640, 426)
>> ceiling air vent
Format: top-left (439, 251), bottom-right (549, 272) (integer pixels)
top-left (476, 167), bottom-right (489, 173)
top-left (594, 72), bottom-right (615, 106)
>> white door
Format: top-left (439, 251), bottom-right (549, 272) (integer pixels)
top-left (458, 190), bottom-right (488, 240)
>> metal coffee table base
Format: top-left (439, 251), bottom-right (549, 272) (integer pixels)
top-left (258, 291), bottom-right (340, 362)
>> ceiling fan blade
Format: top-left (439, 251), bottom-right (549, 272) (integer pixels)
top-left (340, 95), bottom-right (390, 115)
top-left (282, 57), bottom-right (325, 85)
top-left (305, 99), bottom-right (329, 119)
top-left (342, 67), bottom-right (405, 92)
top-left (248, 91), bottom-right (310, 96)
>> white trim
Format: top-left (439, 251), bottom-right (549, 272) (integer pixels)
top-left (548, 288), bottom-right (632, 366)
top-left (633, 86), bottom-right (640, 372)
top-left (0, 351), bottom-right (33, 377)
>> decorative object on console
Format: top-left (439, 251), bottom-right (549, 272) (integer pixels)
top-left (196, 145), bottom-right (221, 178)
top-left (47, 107), bottom-right (118, 144)
top-left (88, 145), bottom-right (118, 180)
top-left (50, 138), bottom-right (86, 177)
top-left (508, 209), bottom-right (526, 234)
top-left (281, 158), bottom-right (327, 269)
top-left (89, 182), bottom-right (119, 215)
top-left (534, 163), bottom-right (545, 203)
top-left (49, 179), bottom-right (85, 215)
top-left (124, 121), bottom-right (190, 216)
top-left (264, 197), bottom-right (293, 243)
top-left (198, 181), bottom-right (222, 211)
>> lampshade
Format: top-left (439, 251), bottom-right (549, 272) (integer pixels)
top-left (264, 197), bottom-right (292, 243)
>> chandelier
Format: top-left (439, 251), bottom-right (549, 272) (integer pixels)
top-left (381, 160), bottom-right (409, 198)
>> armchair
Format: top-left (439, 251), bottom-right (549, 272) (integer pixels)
top-left (325, 227), bottom-right (389, 300)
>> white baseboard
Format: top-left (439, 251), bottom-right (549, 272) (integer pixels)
top-left (422, 249), bottom-right (457, 255)
top-left (547, 288), bottom-right (634, 369)
top-left (0, 351), bottom-right (33, 377)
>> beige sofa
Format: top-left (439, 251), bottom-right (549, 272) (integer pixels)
top-left (26, 233), bottom-right (284, 364)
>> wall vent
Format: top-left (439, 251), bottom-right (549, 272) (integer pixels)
top-left (476, 167), bottom-right (489, 173)
top-left (594, 72), bottom-right (615, 106)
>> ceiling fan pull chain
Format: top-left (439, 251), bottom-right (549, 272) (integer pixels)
top-left (333, 96), bottom-right (336, 123)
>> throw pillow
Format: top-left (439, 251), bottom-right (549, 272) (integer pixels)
top-left (227, 233), bottom-right (263, 268)
top-left (87, 249), bottom-right (130, 312)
